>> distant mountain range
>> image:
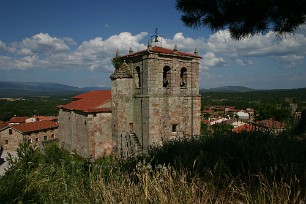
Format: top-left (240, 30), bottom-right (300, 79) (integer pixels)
top-left (201, 86), bottom-right (256, 92)
top-left (0, 81), bottom-right (110, 97)
top-left (0, 81), bottom-right (303, 97)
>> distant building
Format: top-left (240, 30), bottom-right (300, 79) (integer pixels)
top-left (26, 116), bottom-right (58, 123)
top-left (255, 118), bottom-right (286, 134)
top-left (0, 120), bottom-right (58, 150)
top-left (8, 117), bottom-right (28, 125)
top-left (232, 123), bottom-right (255, 133)
top-left (236, 111), bottom-right (250, 120)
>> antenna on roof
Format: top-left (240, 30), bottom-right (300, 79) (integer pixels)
top-left (151, 28), bottom-right (162, 47)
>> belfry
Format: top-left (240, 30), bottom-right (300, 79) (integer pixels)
top-left (58, 30), bottom-right (202, 158)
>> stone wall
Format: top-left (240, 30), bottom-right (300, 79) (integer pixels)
top-left (58, 109), bottom-right (89, 158)
top-left (129, 51), bottom-right (201, 150)
top-left (88, 112), bottom-right (112, 159)
top-left (0, 128), bottom-right (23, 150)
top-left (111, 77), bottom-right (134, 157)
top-left (58, 109), bottom-right (113, 159)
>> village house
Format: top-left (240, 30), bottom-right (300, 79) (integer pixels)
top-left (255, 118), bottom-right (286, 134)
top-left (25, 115), bottom-right (58, 123)
top-left (232, 123), bottom-right (256, 133)
top-left (58, 40), bottom-right (202, 159)
top-left (8, 117), bottom-right (28, 125)
top-left (0, 120), bottom-right (58, 150)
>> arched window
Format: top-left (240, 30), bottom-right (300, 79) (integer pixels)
top-left (135, 66), bottom-right (141, 88)
top-left (163, 66), bottom-right (171, 88)
top-left (180, 68), bottom-right (187, 88)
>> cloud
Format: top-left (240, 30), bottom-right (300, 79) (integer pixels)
top-left (162, 32), bottom-right (206, 52)
top-left (71, 32), bottom-right (148, 71)
top-left (271, 54), bottom-right (304, 67)
top-left (18, 33), bottom-right (70, 55)
top-left (0, 40), bottom-right (15, 53)
top-left (0, 32), bottom-right (148, 71)
top-left (201, 52), bottom-right (226, 70)
top-left (61, 37), bottom-right (77, 46)
top-left (0, 30), bottom-right (305, 73)
top-left (236, 59), bottom-right (253, 66)
top-left (205, 30), bottom-right (306, 66)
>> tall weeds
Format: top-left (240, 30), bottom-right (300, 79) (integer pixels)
top-left (0, 131), bottom-right (305, 203)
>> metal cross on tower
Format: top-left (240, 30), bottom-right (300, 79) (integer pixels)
top-left (151, 28), bottom-right (162, 47)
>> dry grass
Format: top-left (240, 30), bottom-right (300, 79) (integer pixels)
top-left (22, 161), bottom-right (305, 204)
top-left (1, 131), bottom-right (306, 203)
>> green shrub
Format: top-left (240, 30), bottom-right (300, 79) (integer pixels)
top-left (0, 130), bottom-right (305, 203)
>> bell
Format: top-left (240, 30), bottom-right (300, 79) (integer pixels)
top-left (154, 36), bottom-right (159, 42)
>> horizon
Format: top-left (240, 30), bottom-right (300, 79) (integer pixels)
top-left (1, 80), bottom-right (305, 91)
top-left (0, 0), bottom-right (305, 90)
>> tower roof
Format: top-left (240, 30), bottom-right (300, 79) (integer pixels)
top-left (122, 46), bottom-right (202, 59)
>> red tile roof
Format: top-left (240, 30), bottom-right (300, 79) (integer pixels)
top-left (232, 124), bottom-right (255, 133)
top-left (10, 120), bottom-right (58, 133)
top-left (29, 116), bottom-right (57, 121)
top-left (60, 90), bottom-right (112, 113)
top-left (123, 46), bottom-right (202, 59)
top-left (255, 118), bottom-right (286, 129)
top-left (0, 121), bottom-right (8, 129)
top-left (9, 117), bottom-right (28, 123)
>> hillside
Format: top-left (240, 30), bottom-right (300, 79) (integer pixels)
top-left (201, 86), bottom-right (256, 92)
top-left (0, 81), bottom-right (110, 97)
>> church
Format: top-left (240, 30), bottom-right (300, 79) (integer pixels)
top-left (58, 37), bottom-right (202, 159)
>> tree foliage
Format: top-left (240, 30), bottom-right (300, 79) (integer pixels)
top-left (176, 0), bottom-right (306, 39)
top-left (0, 96), bottom-right (72, 121)
top-left (111, 50), bottom-right (123, 69)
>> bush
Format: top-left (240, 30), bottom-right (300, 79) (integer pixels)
top-left (0, 130), bottom-right (305, 203)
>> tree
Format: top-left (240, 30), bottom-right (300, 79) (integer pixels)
top-left (176, 0), bottom-right (306, 40)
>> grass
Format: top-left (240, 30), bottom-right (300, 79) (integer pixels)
top-left (0, 130), bottom-right (305, 203)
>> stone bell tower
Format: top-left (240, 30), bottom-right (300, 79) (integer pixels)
top-left (111, 34), bottom-right (202, 157)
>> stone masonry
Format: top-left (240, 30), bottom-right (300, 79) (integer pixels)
top-left (111, 43), bottom-right (202, 157)
top-left (58, 41), bottom-right (202, 159)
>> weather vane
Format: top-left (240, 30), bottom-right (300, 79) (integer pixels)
top-left (151, 28), bottom-right (162, 47)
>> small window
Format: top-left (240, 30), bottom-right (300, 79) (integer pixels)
top-left (163, 66), bottom-right (171, 88)
top-left (180, 68), bottom-right (187, 88)
top-left (44, 136), bottom-right (48, 141)
top-left (9, 129), bottom-right (12, 135)
top-left (135, 66), bottom-right (141, 88)
top-left (28, 139), bottom-right (32, 144)
top-left (51, 134), bottom-right (55, 139)
top-left (129, 123), bottom-right (134, 133)
top-left (5, 140), bottom-right (8, 144)
top-left (172, 124), bottom-right (178, 133)
top-left (35, 138), bottom-right (39, 142)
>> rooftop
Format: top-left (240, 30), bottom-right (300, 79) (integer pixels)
top-left (255, 118), bottom-right (286, 129)
top-left (8, 117), bottom-right (28, 123)
top-left (122, 46), bottom-right (202, 59)
top-left (232, 124), bottom-right (255, 133)
top-left (60, 90), bottom-right (112, 113)
top-left (10, 120), bottom-right (58, 133)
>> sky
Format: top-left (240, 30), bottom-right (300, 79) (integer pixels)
top-left (0, 0), bottom-right (306, 90)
